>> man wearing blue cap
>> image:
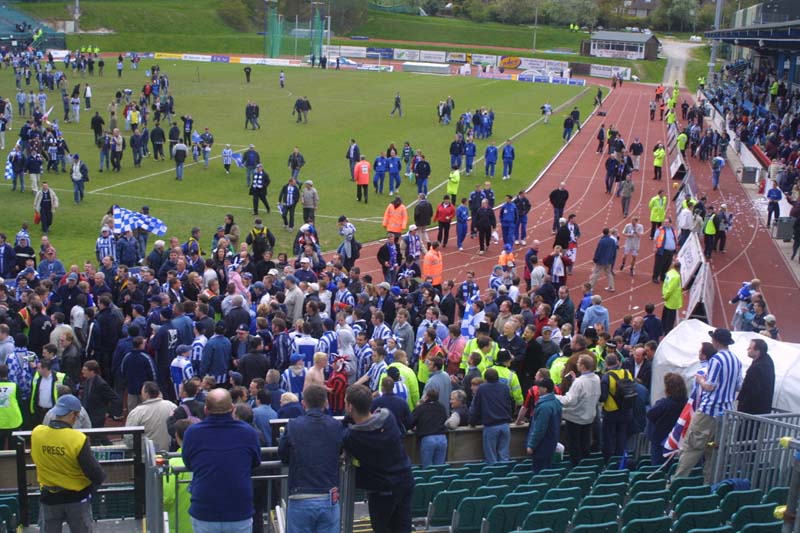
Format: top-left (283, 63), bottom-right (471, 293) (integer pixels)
top-left (31, 394), bottom-right (105, 532)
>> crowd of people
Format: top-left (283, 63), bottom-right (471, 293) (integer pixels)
top-left (0, 46), bottom-right (795, 533)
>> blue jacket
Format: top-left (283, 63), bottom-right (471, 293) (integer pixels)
top-left (499, 201), bottom-right (518, 226)
top-left (278, 408), bottom-right (344, 495)
top-left (253, 404), bottom-right (278, 445)
top-left (342, 409), bottom-right (414, 494)
top-left (593, 235), bottom-right (618, 266)
top-left (464, 142), bottom-right (476, 157)
top-left (502, 145), bottom-right (515, 161)
top-left (526, 393), bottom-right (562, 459)
top-left (485, 146), bottom-right (498, 163)
top-left (182, 414), bottom-right (261, 522)
top-left (767, 188), bottom-right (782, 201)
top-left (581, 304), bottom-right (610, 334)
top-left (469, 381), bottom-right (513, 427)
top-left (371, 394), bottom-right (412, 434)
top-left (387, 156), bottom-right (401, 174)
top-left (265, 383), bottom-right (286, 411)
top-left (199, 334), bottom-right (231, 379)
top-left (116, 236), bottom-right (140, 266)
top-left (119, 349), bottom-right (157, 395)
top-left (456, 205), bottom-right (470, 224)
top-left (374, 156), bottom-right (386, 173)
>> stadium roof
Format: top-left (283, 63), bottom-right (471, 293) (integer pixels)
top-left (590, 31), bottom-right (659, 44)
top-left (704, 20), bottom-right (800, 51)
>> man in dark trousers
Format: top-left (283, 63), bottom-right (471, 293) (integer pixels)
top-left (168, 122), bottom-right (180, 160)
top-left (549, 182), bottom-right (569, 234)
top-left (81, 359), bottom-right (122, 443)
top-left (737, 338), bottom-right (775, 415)
top-left (250, 164), bottom-right (271, 216)
top-left (244, 66), bottom-right (252, 83)
top-left (150, 122), bottom-right (165, 161)
top-left (278, 177), bottom-right (300, 231)
top-left (525, 377), bottom-right (562, 473)
top-left (570, 106), bottom-right (581, 132)
top-left (390, 92), bottom-right (402, 117)
top-left (346, 139), bottom-right (361, 181)
top-left (343, 385), bottom-right (414, 533)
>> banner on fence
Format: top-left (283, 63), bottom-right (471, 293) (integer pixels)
top-left (447, 52), bottom-right (469, 63)
top-left (677, 233), bottom-right (704, 289)
top-left (686, 262), bottom-right (706, 321)
top-left (338, 46), bottom-right (367, 58)
top-left (393, 49), bottom-right (420, 61)
top-left (154, 52), bottom-right (183, 60)
top-left (366, 47), bottom-right (394, 59)
top-left (46, 49), bottom-right (70, 60)
top-left (357, 64), bottom-right (394, 72)
top-left (419, 50), bottom-right (447, 63)
top-left (500, 56), bottom-right (548, 70)
top-left (477, 72), bottom-right (515, 81)
top-left (322, 45), bottom-right (341, 57)
top-left (545, 60), bottom-right (569, 72)
top-left (589, 64), bottom-right (632, 80)
top-left (210, 55), bottom-right (230, 63)
top-left (471, 53), bottom-right (497, 66)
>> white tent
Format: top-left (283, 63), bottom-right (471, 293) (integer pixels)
top-left (651, 319), bottom-right (800, 412)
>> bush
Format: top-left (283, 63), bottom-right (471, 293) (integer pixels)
top-left (462, 0), bottom-right (490, 23)
top-left (218, 0), bottom-right (252, 32)
top-left (491, 0), bottom-right (536, 24)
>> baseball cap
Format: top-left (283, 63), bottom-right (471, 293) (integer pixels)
top-left (309, 282), bottom-right (320, 292)
top-left (67, 273), bottom-right (79, 281)
top-left (378, 282), bottom-right (391, 291)
top-left (101, 227), bottom-right (110, 233)
top-left (290, 353), bottom-right (304, 365)
top-left (708, 328), bottom-right (734, 345)
top-left (268, 268), bottom-right (279, 276)
top-left (132, 304), bottom-right (145, 315)
top-left (300, 257), bottom-right (311, 264)
top-left (408, 224), bottom-right (417, 232)
top-left (236, 323), bottom-right (249, 332)
top-left (52, 394), bottom-right (82, 416)
top-left (176, 344), bottom-right (191, 355)
top-left (229, 371), bottom-right (243, 386)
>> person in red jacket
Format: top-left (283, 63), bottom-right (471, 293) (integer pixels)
top-left (434, 195), bottom-right (456, 248)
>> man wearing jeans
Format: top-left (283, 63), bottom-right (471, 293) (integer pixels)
top-left (556, 353), bottom-right (601, 466)
top-left (673, 328), bottom-right (742, 483)
top-left (469, 367), bottom-right (513, 463)
top-left (182, 389), bottom-right (261, 533)
top-left (279, 385), bottom-right (344, 533)
top-left (548, 183), bottom-right (569, 234)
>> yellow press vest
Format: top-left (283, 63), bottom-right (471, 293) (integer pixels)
top-left (0, 381), bottom-right (23, 429)
top-left (31, 425), bottom-right (92, 492)
top-left (602, 368), bottom-right (632, 412)
top-left (704, 216), bottom-right (717, 236)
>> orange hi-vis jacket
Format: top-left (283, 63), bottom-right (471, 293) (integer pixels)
top-left (422, 248), bottom-right (443, 286)
top-left (383, 203), bottom-right (408, 234)
top-left (354, 160), bottom-right (371, 185)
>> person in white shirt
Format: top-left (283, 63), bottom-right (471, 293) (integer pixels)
top-left (619, 216), bottom-right (645, 275)
top-left (556, 353), bottom-right (601, 466)
top-left (124, 381), bottom-right (177, 451)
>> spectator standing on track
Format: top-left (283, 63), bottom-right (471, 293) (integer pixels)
top-left (498, 195), bottom-right (518, 249)
top-left (619, 216), bottom-right (644, 275)
top-left (652, 218), bottom-right (678, 284)
top-left (648, 190), bottom-right (667, 239)
top-left (562, 115), bottom-right (575, 143)
top-left (652, 143), bottom-right (666, 180)
top-left (589, 228), bottom-right (617, 293)
top-left (673, 329), bottom-right (742, 482)
top-left (549, 183), bottom-right (569, 234)
top-left (474, 198), bottom-right (496, 255)
top-left (514, 190), bottom-right (531, 245)
top-left (343, 385), bottom-right (415, 533)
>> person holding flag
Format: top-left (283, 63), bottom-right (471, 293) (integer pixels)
top-left (672, 329), bottom-right (742, 481)
top-left (647, 372), bottom-right (688, 465)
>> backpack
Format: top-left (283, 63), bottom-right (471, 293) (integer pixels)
top-left (181, 403), bottom-right (201, 424)
top-left (609, 370), bottom-right (637, 409)
top-left (251, 228), bottom-right (268, 250)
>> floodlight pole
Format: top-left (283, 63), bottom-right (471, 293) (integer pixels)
top-left (532, 1), bottom-right (539, 51)
top-left (74, 0), bottom-right (80, 33)
top-left (708, 0), bottom-right (724, 87)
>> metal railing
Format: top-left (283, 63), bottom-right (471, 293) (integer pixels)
top-left (712, 411), bottom-right (800, 492)
top-left (12, 426), bottom-right (146, 527)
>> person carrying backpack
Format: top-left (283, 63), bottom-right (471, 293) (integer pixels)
top-left (599, 353), bottom-right (636, 461)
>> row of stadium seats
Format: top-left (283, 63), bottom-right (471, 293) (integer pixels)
top-left (409, 457), bottom-right (787, 533)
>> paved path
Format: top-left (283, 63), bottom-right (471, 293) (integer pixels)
top-left (660, 39), bottom-right (703, 86)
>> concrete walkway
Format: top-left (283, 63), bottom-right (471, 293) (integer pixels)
top-left (661, 39), bottom-right (703, 86)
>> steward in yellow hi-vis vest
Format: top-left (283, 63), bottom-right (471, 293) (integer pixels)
top-left (30, 395), bottom-right (105, 530)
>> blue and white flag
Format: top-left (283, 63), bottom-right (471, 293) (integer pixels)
top-left (4, 156), bottom-right (13, 181)
top-left (460, 292), bottom-right (482, 339)
top-left (113, 205), bottom-right (168, 236)
top-left (191, 130), bottom-right (201, 144)
top-left (231, 153), bottom-right (245, 168)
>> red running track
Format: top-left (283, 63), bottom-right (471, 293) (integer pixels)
top-left (348, 82), bottom-right (800, 342)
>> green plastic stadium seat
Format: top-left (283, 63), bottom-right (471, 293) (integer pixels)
top-left (426, 489), bottom-right (469, 528)
top-left (543, 486), bottom-right (581, 502)
top-left (529, 473), bottom-right (560, 490)
top-left (673, 484), bottom-right (712, 507)
top-left (719, 489), bottom-right (762, 521)
top-left (572, 521), bottom-right (618, 532)
top-left (430, 474), bottom-right (459, 486)
top-left (450, 478), bottom-right (482, 495)
top-left (450, 495), bottom-right (498, 533)
top-left (582, 493), bottom-right (623, 508)
top-left (516, 529), bottom-right (553, 533)
top-left (629, 478), bottom-right (667, 499)
top-left (684, 527), bottom-right (734, 533)
top-left (731, 504), bottom-right (778, 532)
top-left (620, 497), bottom-right (667, 525)
top-left (465, 472), bottom-right (494, 485)
top-left (673, 509), bottom-right (723, 533)
top-left (740, 521), bottom-right (783, 533)
top-left (519, 483), bottom-right (550, 495)
top-left (521, 508), bottom-right (570, 533)
top-left (413, 468), bottom-right (438, 482)
top-left (411, 481), bottom-right (446, 518)
top-left (534, 496), bottom-right (578, 516)
top-left (557, 475), bottom-right (593, 495)
top-left (445, 467), bottom-right (469, 477)
top-left (762, 487), bottom-right (789, 505)
top-left (475, 485), bottom-right (512, 501)
top-left (538, 467), bottom-right (569, 478)
top-left (597, 470), bottom-right (629, 485)
top-left (488, 475), bottom-right (522, 488)
top-left (669, 476), bottom-right (704, 498)
top-left (501, 490), bottom-right (541, 507)
top-left (479, 502), bottom-right (528, 533)
top-left (590, 482), bottom-right (627, 500)
top-left (674, 494), bottom-right (720, 517)
top-left (621, 515), bottom-right (672, 533)
top-left (464, 462), bottom-right (486, 474)
top-left (631, 489), bottom-right (670, 503)
top-left (572, 502), bottom-right (618, 526)
top-left (482, 464), bottom-right (513, 477)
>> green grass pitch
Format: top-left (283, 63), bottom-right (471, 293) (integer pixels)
top-left (2, 61), bottom-right (596, 266)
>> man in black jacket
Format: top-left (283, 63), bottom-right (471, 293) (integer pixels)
top-left (622, 346), bottom-right (652, 391)
top-left (150, 122), bottom-right (165, 161)
top-left (548, 182), bottom-right (569, 234)
top-left (414, 193), bottom-right (433, 246)
top-left (167, 122), bottom-right (180, 160)
top-left (376, 234), bottom-right (403, 286)
top-left (278, 177), bottom-right (300, 231)
top-left (346, 139), bottom-right (360, 181)
top-left (738, 339), bottom-right (775, 415)
top-left (81, 360), bottom-right (122, 432)
top-left (95, 295), bottom-right (122, 382)
top-left (474, 198), bottom-right (496, 255)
